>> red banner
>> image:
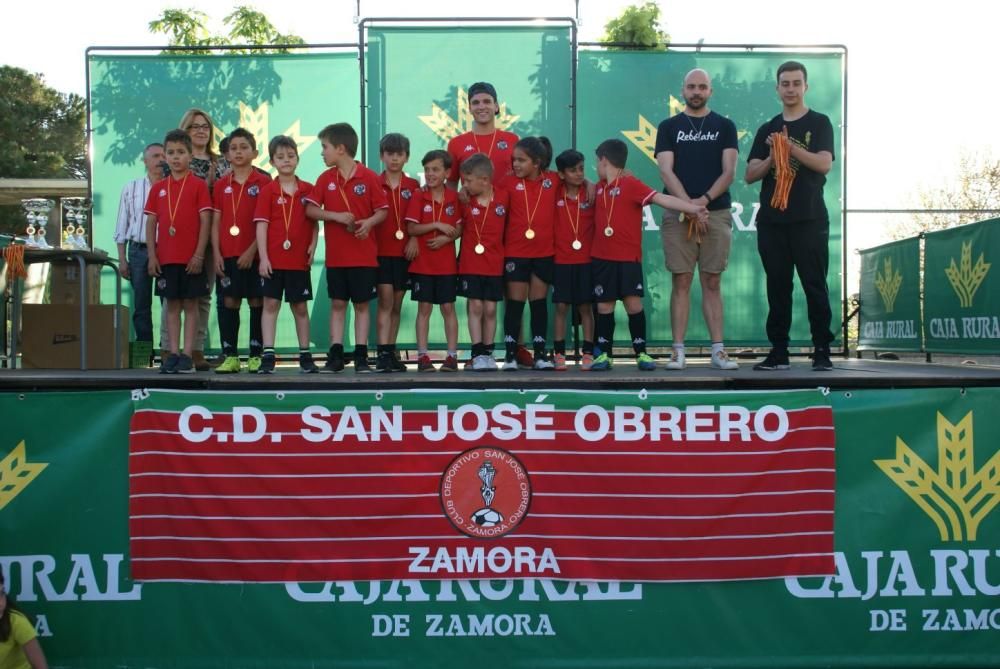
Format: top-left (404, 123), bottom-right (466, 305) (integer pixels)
top-left (129, 391), bottom-right (836, 582)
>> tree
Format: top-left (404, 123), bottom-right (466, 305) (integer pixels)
top-left (599, 2), bottom-right (671, 51)
top-left (149, 5), bottom-right (305, 53)
top-left (0, 67), bottom-right (86, 180)
top-left (892, 151), bottom-right (1000, 239)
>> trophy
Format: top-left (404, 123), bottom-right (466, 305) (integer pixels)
top-left (21, 198), bottom-right (55, 249)
top-left (470, 461), bottom-right (504, 527)
top-left (61, 198), bottom-right (92, 250)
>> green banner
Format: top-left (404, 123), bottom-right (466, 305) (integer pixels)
top-left (3, 386), bottom-right (998, 667)
top-left (923, 218), bottom-right (1000, 354)
top-left (858, 237), bottom-right (921, 351)
top-left (88, 51), bottom-right (360, 350)
top-left (578, 49), bottom-right (844, 347)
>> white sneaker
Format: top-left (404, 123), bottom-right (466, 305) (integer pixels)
top-left (472, 354), bottom-right (493, 371)
top-left (484, 356), bottom-right (498, 371)
top-left (533, 357), bottom-right (555, 370)
top-left (711, 349), bottom-right (739, 370)
top-left (501, 358), bottom-right (518, 371)
top-left (665, 350), bottom-right (686, 370)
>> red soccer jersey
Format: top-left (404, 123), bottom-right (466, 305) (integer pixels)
top-left (591, 175), bottom-right (657, 263)
top-left (376, 172), bottom-right (421, 258)
top-left (554, 184), bottom-right (596, 265)
top-left (404, 186), bottom-right (461, 276)
top-left (213, 169), bottom-right (271, 259)
top-left (305, 162), bottom-right (389, 268)
top-left (144, 173), bottom-right (212, 266)
top-left (447, 129), bottom-right (519, 184)
top-left (499, 171), bottom-right (558, 259)
top-left (253, 178), bottom-right (316, 271)
top-left (459, 189), bottom-right (508, 277)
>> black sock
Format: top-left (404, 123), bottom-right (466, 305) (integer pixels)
top-left (554, 339), bottom-right (566, 355)
top-left (329, 343), bottom-right (344, 359)
top-left (628, 311), bottom-right (647, 354)
top-left (355, 344), bottom-right (368, 363)
top-left (263, 347), bottom-right (275, 358)
top-left (596, 313), bottom-right (615, 357)
top-left (377, 344), bottom-right (387, 357)
top-left (249, 306), bottom-right (263, 356)
top-left (529, 298), bottom-right (548, 354)
top-left (471, 342), bottom-right (483, 357)
top-left (583, 340), bottom-right (595, 355)
top-left (220, 307), bottom-right (238, 356)
top-left (504, 300), bottom-right (525, 359)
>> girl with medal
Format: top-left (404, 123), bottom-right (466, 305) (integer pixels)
top-left (551, 149), bottom-right (596, 371)
top-left (254, 135), bottom-right (319, 375)
top-left (498, 136), bottom-right (559, 370)
top-left (209, 128), bottom-right (270, 374)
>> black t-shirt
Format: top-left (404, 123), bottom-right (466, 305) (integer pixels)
top-left (748, 109), bottom-right (835, 224)
top-left (654, 111), bottom-right (739, 211)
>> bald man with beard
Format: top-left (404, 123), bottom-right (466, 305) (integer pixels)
top-left (654, 68), bottom-right (740, 371)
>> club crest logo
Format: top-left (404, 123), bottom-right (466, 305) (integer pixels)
top-left (505, 261), bottom-right (516, 273)
top-left (401, 189), bottom-right (412, 199)
top-left (497, 140), bottom-right (509, 150)
top-left (542, 178), bottom-right (553, 189)
top-left (876, 411), bottom-right (1000, 541)
top-left (610, 187), bottom-right (622, 197)
top-left (440, 447), bottom-right (532, 539)
top-left (157, 278), bottom-right (167, 290)
top-left (581, 201), bottom-right (591, 210)
top-left (445, 204), bottom-right (456, 217)
top-left (248, 185), bottom-right (260, 196)
top-left (495, 205), bottom-right (506, 217)
top-left (594, 284), bottom-right (604, 297)
top-left (354, 184), bottom-right (366, 196)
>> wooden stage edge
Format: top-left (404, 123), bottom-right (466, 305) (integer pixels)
top-left (2, 357), bottom-right (1000, 392)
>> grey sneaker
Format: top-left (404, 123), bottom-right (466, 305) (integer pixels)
top-left (710, 349), bottom-right (739, 370)
top-left (175, 354), bottom-right (195, 374)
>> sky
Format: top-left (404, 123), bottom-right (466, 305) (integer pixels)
top-left (3, 0), bottom-right (999, 258)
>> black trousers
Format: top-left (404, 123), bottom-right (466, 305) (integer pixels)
top-left (756, 218), bottom-right (834, 349)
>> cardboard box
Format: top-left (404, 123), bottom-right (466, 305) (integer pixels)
top-left (21, 304), bottom-right (129, 369)
top-left (48, 263), bottom-right (102, 304)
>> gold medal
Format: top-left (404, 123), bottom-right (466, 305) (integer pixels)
top-left (604, 226), bottom-right (614, 237)
top-left (76, 226), bottom-right (86, 236)
top-left (282, 239), bottom-right (291, 251)
top-left (572, 239), bottom-right (582, 251)
top-left (475, 243), bottom-right (485, 255)
top-left (229, 225), bottom-right (240, 237)
top-left (168, 226), bottom-right (177, 237)
top-left (395, 229), bottom-right (405, 241)
top-left (525, 229), bottom-right (535, 240)
top-left (26, 225), bottom-right (36, 235)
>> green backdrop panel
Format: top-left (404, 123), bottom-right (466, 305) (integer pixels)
top-left (858, 236), bottom-right (921, 351)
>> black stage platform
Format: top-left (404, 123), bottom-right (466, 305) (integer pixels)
top-left (2, 356), bottom-right (999, 391)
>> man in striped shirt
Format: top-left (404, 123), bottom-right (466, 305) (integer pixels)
top-left (114, 143), bottom-right (165, 344)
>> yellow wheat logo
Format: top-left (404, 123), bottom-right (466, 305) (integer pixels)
top-left (875, 411), bottom-right (1000, 541)
top-left (418, 87), bottom-right (520, 143)
top-left (945, 241), bottom-right (990, 308)
top-left (0, 441), bottom-right (48, 511)
top-left (875, 256), bottom-right (903, 313)
top-left (623, 98), bottom-right (747, 165)
top-left (217, 102), bottom-right (316, 175)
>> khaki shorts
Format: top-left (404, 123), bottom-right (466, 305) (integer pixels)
top-left (661, 208), bottom-right (733, 274)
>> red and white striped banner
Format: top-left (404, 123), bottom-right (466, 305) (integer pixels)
top-left (129, 390), bottom-right (836, 582)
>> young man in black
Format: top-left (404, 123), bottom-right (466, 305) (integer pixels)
top-left (745, 61), bottom-right (836, 371)
top-left (655, 68), bottom-right (740, 371)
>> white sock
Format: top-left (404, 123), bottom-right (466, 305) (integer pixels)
top-left (711, 342), bottom-right (725, 356)
top-left (672, 343), bottom-right (685, 358)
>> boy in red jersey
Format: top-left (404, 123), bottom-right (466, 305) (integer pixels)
top-left (210, 127), bottom-right (271, 373)
top-left (254, 135), bottom-right (319, 374)
top-left (552, 149), bottom-right (596, 371)
top-left (458, 153), bottom-right (508, 372)
top-left (589, 139), bottom-right (707, 371)
top-left (144, 129), bottom-right (213, 374)
top-left (447, 81), bottom-right (518, 187)
top-left (375, 132), bottom-right (420, 373)
top-left (305, 123), bottom-right (388, 374)
top-left (405, 150), bottom-right (462, 372)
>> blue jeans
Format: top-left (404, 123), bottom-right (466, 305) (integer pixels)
top-left (127, 241), bottom-right (154, 342)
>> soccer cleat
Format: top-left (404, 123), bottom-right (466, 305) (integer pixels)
top-left (711, 349), bottom-right (739, 370)
top-left (753, 349), bottom-right (791, 371)
top-left (553, 353), bottom-right (567, 371)
top-left (440, 355), bottom-right (459, 372)
top-left (579, 353), bottom-right (595, 371)
top-left (299, 352), bottom-right (319, 374)
top-left (160, 353), bottom-right (179, 374)
top-left (214, 356), bottom-right (241, 374)
top-left (175, 354), bottom-right (195, 374)
top-left (322, 355), bottom-right (345, 374)
top-left (636, 352), bottom-right (656, 371)
top-left (417, 354), bottom-right (436, 372)
top-left (515, 345), bottom-right (534, 370)
top-left (246, 356), bottom-right (262, 374)
top-left (259, 354), bottom-right (276, 374)
top-left (812, 348), bottom-right (833, 372)
top-left (589, 353), bottom-right (613, 371)
top-left (665, 350), bottom-right (686, 370)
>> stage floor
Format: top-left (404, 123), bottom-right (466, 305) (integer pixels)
top-left (3, 356), bottom-right (999, 391)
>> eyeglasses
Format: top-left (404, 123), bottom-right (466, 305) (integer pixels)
top-left (188, 123), bottom-right (211, 131)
